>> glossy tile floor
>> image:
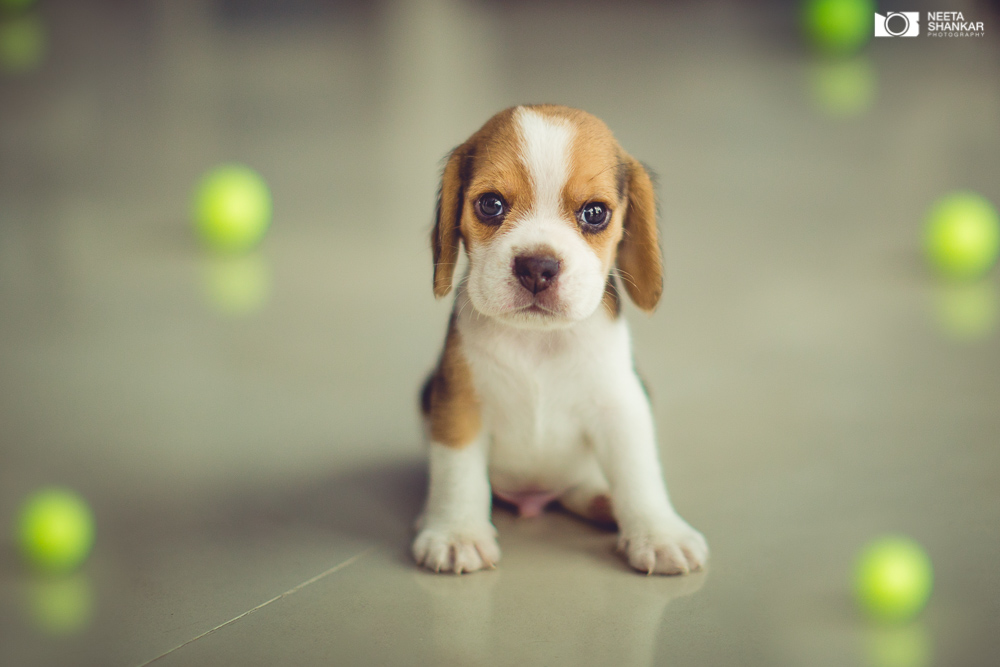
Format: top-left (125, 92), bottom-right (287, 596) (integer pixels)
top-left (2, 0), bottom-right (999, 665)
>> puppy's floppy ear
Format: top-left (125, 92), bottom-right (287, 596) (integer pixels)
top-left (432, 143), bottom-right (472, 298)
top-left (616, 157), bottom-right (663, 312)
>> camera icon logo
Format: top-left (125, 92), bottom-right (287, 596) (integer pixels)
top-left (875, 12), bottom-right (921, 37)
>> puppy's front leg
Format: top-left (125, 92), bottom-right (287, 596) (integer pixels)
top-left (592, 376), bottom-right (708, 575)
top-left (413, 436), bottom-right (500, 574)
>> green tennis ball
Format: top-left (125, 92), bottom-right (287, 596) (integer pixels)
top-left (802, 0), bottom-right (875, 55)
top-left (925, 192), bottom-right (1000, 280)
top-left (193, 164), bottom-right (272, 253)
top-left (855, 536), bottom-right (933, 623)
top-left (17, 488), bottom-right (95, 573)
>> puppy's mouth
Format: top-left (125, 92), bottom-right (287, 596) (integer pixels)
top-left (498, 297), bottom-right (575, 328)
top-left (509, 292), bottom-right (571, 318)
top-left (518, 302), bottom-right (556, 315)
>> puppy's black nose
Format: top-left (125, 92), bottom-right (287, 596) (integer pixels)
top-left (514, 255), bottom-right (561, 294)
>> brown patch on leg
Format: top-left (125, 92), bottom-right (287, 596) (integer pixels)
top-left (423, 314), bottom-right (481, 448)
top-left (587, 494), bottom-right (616, 526)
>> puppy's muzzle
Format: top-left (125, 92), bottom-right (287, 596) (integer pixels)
top-left (514, 255), bottom-right (561, 295)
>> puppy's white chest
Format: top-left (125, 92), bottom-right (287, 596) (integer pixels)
top-left (457, 293), bottom-right (619, 493)
top-left (481, 357), bottom-right (587, 494)
top-left (485, 357), bottom-right (583, 477)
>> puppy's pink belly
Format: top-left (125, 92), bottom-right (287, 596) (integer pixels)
top-left (494, 489), bottom-right (560, 518)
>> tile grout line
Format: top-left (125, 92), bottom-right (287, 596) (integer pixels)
top-left (135, 547), bottom-right (374, 667)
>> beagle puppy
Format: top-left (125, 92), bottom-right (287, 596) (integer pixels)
top-left (414, 105), bottom-right (708, 575)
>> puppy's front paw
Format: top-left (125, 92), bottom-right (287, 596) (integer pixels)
top-left (412, 521), bottom-right (500, 574)
top-left (619, 520), bottom-right (708, 575)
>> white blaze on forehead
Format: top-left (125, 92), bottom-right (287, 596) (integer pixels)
top-left (515, 108), bottom-right (573, 218)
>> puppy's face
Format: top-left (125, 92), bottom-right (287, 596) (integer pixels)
top-left (432, 105), bottom-right (662, 328)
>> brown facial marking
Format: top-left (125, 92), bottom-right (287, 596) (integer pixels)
top-left (459, 113), bottom-right (533, 255)
top-left (432, 109), bottom-right (529, 298)
top-left (526, 106), bottom-right (663, 313)
top-left (513, 105), bottom-right (630, 280)
top-left (425, 314), bottom-right (482, 448)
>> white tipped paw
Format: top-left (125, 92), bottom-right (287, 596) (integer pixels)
top-left (619, 521), bottom-right (708, 575)
top-left (412, 522), bottom-right (500, 574)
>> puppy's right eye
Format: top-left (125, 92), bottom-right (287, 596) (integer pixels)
top-left (475, 193), bottom-right (506, 223)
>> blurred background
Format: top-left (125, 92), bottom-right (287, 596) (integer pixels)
top-left (1, 0), bottom-right (998, 665)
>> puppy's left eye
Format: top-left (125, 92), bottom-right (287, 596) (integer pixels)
top-left (475, 193), bottom-right (506, 223)
top-left (579, 202), bottom-right (609, 230)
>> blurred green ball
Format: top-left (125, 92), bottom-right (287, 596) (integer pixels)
top-left (925, 192), bottom-right (999, 280)
top-left (855, 536), bottom-right (933, 623)
top-left (193, 164), bottom-right (272, 253)
top-left (803, 0), bottom-right (875, 55)
top-left (0, 0), bottom-right (38, 13)
top-left (17, 488), bottom-right (95, 574)
top-left (0, 14), bottom-right (46, 73)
